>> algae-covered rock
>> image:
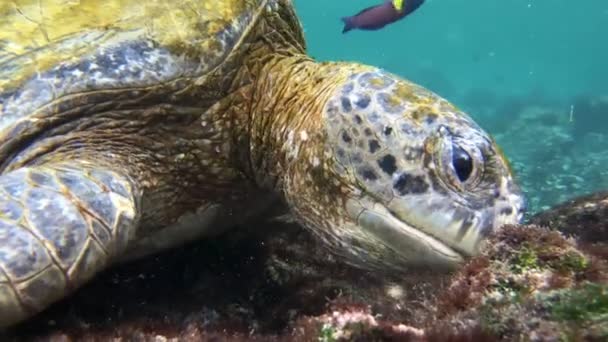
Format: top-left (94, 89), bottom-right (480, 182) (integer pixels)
top-left (2, 193), bottom-right (607, 341)
top-left (433, 224), bottom-right (607, 341)
top-left (529, 191), bottom-right (608, 243)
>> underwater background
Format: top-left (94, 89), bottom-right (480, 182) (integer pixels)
top-left (294, 0), bottom-right (608, 215)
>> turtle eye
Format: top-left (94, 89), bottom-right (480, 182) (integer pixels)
top-left (433, 128), bottom-right (482, 190)
top-left (452, 145), bottom-right (473, 182)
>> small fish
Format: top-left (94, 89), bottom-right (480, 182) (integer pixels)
top-left (341, 0), bottom-right (425, 34)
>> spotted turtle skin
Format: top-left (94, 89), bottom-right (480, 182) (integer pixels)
top-left (0, 0), bottom-right (525, 328)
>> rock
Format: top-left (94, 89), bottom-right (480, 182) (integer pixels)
top-left (432, 224), bottom-right (607, 341)
top-left (529, 191), bottom-right (608, 244)
top-left (2, 193), bottom-right (607, 341)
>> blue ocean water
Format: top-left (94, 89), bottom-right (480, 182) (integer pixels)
top-left (294, 0), bottom-right (608, 214)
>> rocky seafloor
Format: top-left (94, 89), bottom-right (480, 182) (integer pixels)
top-left (472, 94), bottom-right (608, 216)
top-left (1, 191), bottom-right (607, 341)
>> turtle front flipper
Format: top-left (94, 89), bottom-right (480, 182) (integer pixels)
top-left (0, 162), bottom-right (138, 327)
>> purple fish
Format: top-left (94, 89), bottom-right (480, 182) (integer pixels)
top-left (341, 0), bottom-right (425, 33)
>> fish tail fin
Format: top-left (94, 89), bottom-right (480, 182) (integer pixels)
top-left (341, 17), bottom-right (354, 33)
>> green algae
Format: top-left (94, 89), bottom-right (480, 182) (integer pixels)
top-left (551, 251), bottom-right (589, 273)
top-left (546, 282), bottom-right (608, 325)
top-left (477, 282), bottom-right (608, 340)
top-left (319, 324), bottom-right (337, 342)
top-left (510, 246), bottom-right (540, 274)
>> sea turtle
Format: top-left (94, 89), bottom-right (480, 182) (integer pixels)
top-left (0, 0), bottom-right (525, 328)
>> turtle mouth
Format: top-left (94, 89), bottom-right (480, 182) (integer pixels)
top-left (352, 199), bottom-right (465, 269)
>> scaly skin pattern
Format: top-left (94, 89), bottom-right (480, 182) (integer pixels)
top-left (0, 0), bottom-right (277, 327)
top-left (0, 0), bottom-right (525, 329)
top-left (229, 6), bottom-right (524, 270)
top-left (235, 53), bottom-right (525, 271)
top-left (0, 162), bottom-right (137, 326)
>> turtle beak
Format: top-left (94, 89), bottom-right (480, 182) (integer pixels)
top-left (346, 176), bottom-right (526, 269)
top-left (380, 178), bottom-right (526, 262)
top-left (347, 196), bottom-right (465, 269)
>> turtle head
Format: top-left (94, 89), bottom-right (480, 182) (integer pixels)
top-left (281, 66), bottom-right (525, 271)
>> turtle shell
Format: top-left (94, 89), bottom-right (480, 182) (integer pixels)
top-left (0, 0), bottom-right (283, 165)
